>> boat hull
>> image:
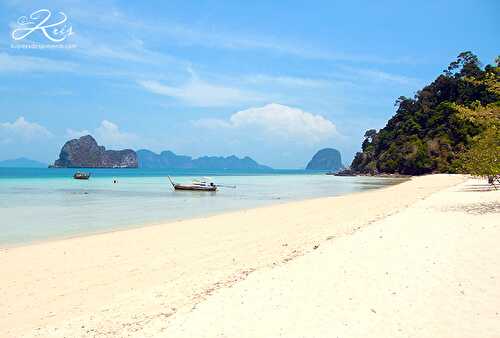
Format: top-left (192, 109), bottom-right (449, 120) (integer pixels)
top-left (173, 184), bottom-right (217, 191)
top-left (73, 173), bottom-right (90, 180)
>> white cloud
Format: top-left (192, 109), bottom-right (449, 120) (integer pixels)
top-left (138, 22), bottom-right (417, 64)
top-left (244, 74), bottom-right (329, 88)
top-left (4, 0), bottom-right (416, 65)
top-left (65, 121), bottom-right (139, 149)
top-left (356, 69), bottom-right (418, 85)
top-left (73, 34), bottom-right (182, 67)
top-left (66, 128), bottom-right (91, 139)
top-left (0, 117), bottom-right (52, 142)
top-left (338, 66), bottom-right (420, 86)
top-left (193, 103), bottom-right (337, 144)
top-left (94, 120), bottom-right (139, 149)
top-left (138, 69), bottom-right (265, 107)
top-left (0, 53), bottom-right (78, 73)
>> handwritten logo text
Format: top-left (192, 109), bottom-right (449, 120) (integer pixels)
top-left (12, 9), bottom-right (74, 43)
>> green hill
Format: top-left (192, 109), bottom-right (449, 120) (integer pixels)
top-left (350, 52), bottom-right (499, 175)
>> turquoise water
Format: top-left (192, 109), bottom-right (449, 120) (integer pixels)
top-left (0, 168), bottom-right (404, 245)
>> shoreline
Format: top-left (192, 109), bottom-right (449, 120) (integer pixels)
top-left (0, 175), bottom-right (407, 249)
top-left (164, 175), bottom-right (500, 338)
top-left (0, 174), bottom-right (473, 337)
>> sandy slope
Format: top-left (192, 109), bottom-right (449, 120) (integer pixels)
top-left (0, 174), bottom-right (484, 337)
top-left (162, 177), bottom-right (500, 338)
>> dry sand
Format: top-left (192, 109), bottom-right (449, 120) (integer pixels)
top-left (1, 174), bottom-right (498, 337)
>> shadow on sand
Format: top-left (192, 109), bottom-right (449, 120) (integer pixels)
top-left (459, 183), bottom-right (498, 192)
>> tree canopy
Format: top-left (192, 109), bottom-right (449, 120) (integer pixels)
top-left (350, 52), bottom-right (500, 176)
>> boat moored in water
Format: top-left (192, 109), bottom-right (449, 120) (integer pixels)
top-left (73, 171), bottom-right (91, 180)
top-left (167, 176), bottom-right (217, 191)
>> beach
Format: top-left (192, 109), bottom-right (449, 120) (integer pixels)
top-left (1, 174), bottom-right (499, 337)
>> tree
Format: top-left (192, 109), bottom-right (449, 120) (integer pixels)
top-left (453, 60), bottom-right (500, 184)
top-left (457, 127), bottom-right (500, 183)
top-left (445, 51), bottom-right (482, 77)
top-left (394, 96), bottom-right (409, 107)
top-left (363, 129), bottom-right (377, 141)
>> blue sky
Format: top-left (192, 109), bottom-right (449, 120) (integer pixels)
top-left (0, 0), bottom-right (498, 168)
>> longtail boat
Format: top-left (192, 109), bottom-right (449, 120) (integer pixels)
top-left (167, 176), bottom-right (217, 192)
top-left (73, 171), bottom-right (91, 180)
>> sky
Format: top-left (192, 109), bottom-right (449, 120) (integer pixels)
top-left (0, 0), bottom-right (498, 168)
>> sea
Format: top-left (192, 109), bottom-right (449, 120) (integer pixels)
top-left (0, 168), bottom-right (405, 245)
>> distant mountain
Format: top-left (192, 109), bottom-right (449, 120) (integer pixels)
top-left (137, 149), bottom-right (271, 170)
top-left (0, 157), bottom-right (47, 168)
top-left (306, 148), bottom-right (343, 171)
top-left (52, 135), bottom-right (138, 168)
top-left (137, 150), bottom-right (192, 169)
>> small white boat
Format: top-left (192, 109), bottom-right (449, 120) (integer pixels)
top-left (167, 176), bottom-right (217, 191)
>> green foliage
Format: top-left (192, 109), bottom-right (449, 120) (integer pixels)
top-left (444, 51), bottom-right (482, 77)
top-left (455, 127), bottom-right (500, 177)
top-left (364, 129), bottom-right (377, 140)
top-left (350, 52), bottom-right (500, 175)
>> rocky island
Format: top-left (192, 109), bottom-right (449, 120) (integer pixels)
top-left (50, 136), bottom-right (270, 170)
top-left (51, 135), bottom-right (138, 168)
top-left (306, 148), bottom-right (343, 171)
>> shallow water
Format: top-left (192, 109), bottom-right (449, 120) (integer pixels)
top-left (0, 168), bottom-right (405, 245)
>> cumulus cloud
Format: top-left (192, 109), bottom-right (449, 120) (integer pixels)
top-left (66, 128), bottom-right (91, 139)
top-left (193, 103), bottom-right (337, 143)
top-left (0, 117), bottom-right (52, 142)
top-left (66, 121), bottom-right (139, 149)
top-left (95, 120), bottom-right (139, 149)
top-left (138, 69), bottom-right (264, 107)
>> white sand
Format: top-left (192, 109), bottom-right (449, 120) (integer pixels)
top-left (1, 174), bottom-right (498, 337)
top-left (163, 177), bottom-right (500, 338)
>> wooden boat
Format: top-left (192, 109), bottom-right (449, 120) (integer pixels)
top-left (73, 171), bottom-right (91, 180)
top-left (167, 176), bottom-right (217, 192)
